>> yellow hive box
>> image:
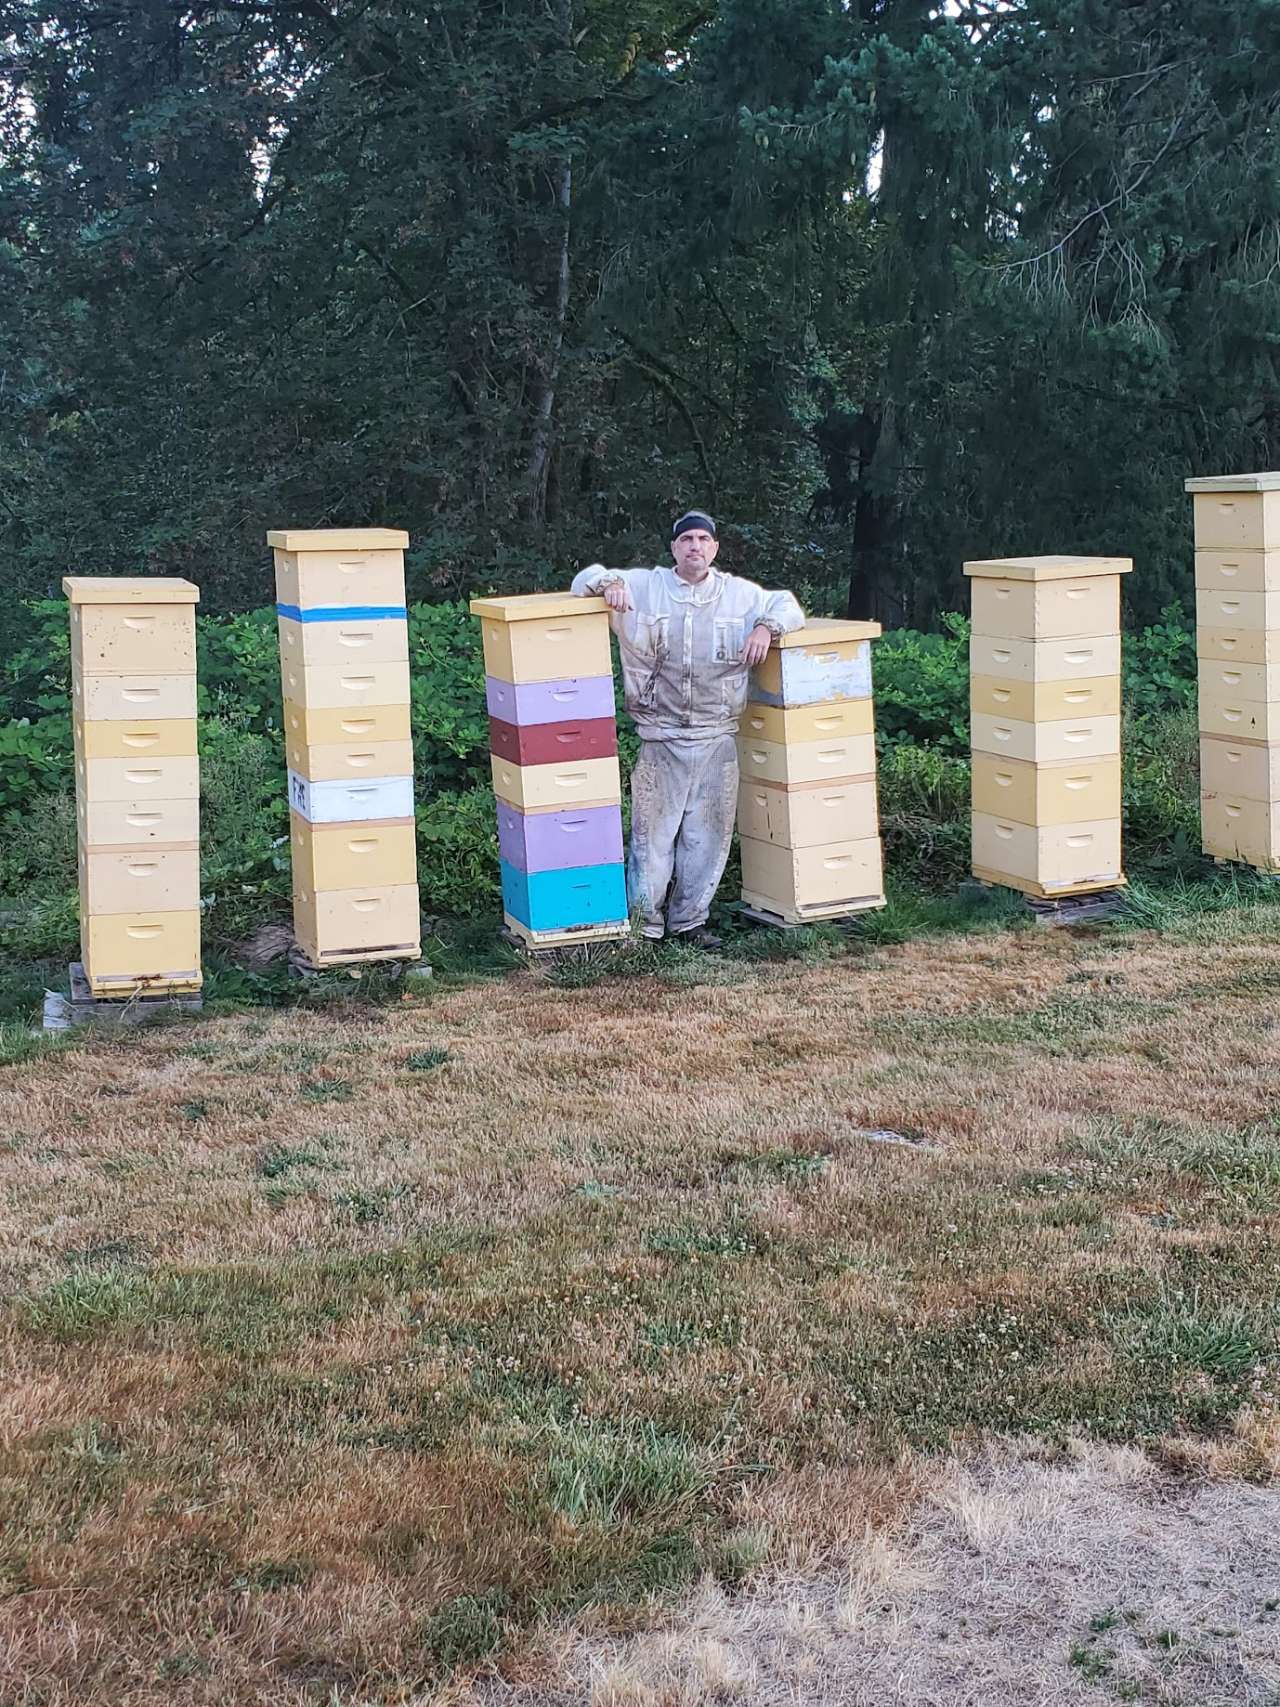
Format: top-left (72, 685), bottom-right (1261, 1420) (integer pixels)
top-left (282, 699), bottom-right (411, 748)
top-left (971, 753), bottom-right (1121, 827)
top-left (739, 699), bottom-right (874, 746)
top-left (471, 593), bottom-right (612, 684)
top-left (290, 815), bottom-right (417, 892)
top-left (1185, 474), bottom-right (1280, 552)
top-left (284, 734), bottom-right (415, 784)
top-left (280, 659), bottom-right (411, 711)
top-left (293, 883), bottom-right (421, 963)
top-left (76, 754), bottom-right (199, 803)
top-left (73, 715), bottom-right (198, 762)
top-left (1196, 626), bottom-right (1280, 666)
top-left (1201, 793), bottom-right (1280, 869)
top-left (969, 674), bottom-right (1119, 723)
top-left (1199, 693), bottom-right (1280, 742)
top-left (72, 673), bottom-right (197, 723)
top-left (81, 910), bottom-right (201, 992)
top-left (972, 814), bottom-right (1122, 897)
top-left (1198, 659), bottom-right (1280, 706)
top-left (970, 713), bottom-right (1120, 764)
top-left (273, 547), bottom-right (405, 610)
top-left (964, 557), bottom-right (1130, 640)
top-left (77, 795), bottom-right (200, 849)
top-left (79, 847), bottom-right (200, 915)
top-left (1199, 734), bottom-right (1280, 803)
top-left (69, 599), bottom-right (197, 677)
top-left (737, 731), bottom-right (876, 788)
top-left (740, 835), bottom-right (884, 917)
top-left (751, 619), bottom-right (880, 705)
top-left (1194, 549), bottom-right (1280, 594)
top-left (277, 613), bottom-right (408, 670)
top-left (737, 776), bottom-right (878, 849)
top-left (969, 633), bottom-right (1122, 683)
top-left (1195, 588), bottom-right (1280, 633)
top-left (490, 753), bottom-right (621, 812)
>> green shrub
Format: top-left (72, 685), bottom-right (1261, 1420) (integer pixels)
top-left (873, 614), bottom-right (969, 752)
top-left (417, 787), bottom-right (500, 918)
top-left (877, 741), bottom-right (972, 888)
top-left (199, 720), bottom-right (291, 944)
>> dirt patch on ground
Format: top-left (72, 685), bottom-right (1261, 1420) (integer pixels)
top-left (466, 1440), bottom-right (1280, 1706)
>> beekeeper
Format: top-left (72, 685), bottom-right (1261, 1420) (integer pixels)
top-left (571, 511), bottom-right (804, 947)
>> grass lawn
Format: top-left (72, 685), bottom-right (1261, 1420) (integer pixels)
top-left (2, 884), bottom-right (1279, 1703)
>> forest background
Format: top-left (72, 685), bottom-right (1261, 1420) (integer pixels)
top-left (0, 0), bottom-right (1276, 991)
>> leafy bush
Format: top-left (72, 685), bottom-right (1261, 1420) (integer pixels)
top-left (873, 614), bottom-right (970, 752)
top-left (417, 787), bottom-right (501, 919)
top-left (877, 741), bottom-right (972, 887)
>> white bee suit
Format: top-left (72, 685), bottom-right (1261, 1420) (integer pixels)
top-left (571, 563), bottom-right (804, 936)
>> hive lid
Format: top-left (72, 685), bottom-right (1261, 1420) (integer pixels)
top-left (963, 555), bottom-right (1132, 581)
top-left (266, 528), bottom-right (410, 551)
top-left (1184, 472), bottom-right (1280, 494)
top-left (469, 593), bottom-right (608, 621)
top-left (774, 617), bottom-right (881, 647)
top-left (62, 576), bottom-right (200, 605)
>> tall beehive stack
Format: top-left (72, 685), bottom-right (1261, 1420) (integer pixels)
top-left (65, 576), bottom-right (202, 996)
top-left (269, 528), bottom-right (421, 966)
top-left (1187, 473), bottom-right (1280, 871)
top-left (736, 619), bottom-right (886, 923)
top-left (470, 594), bottom-right (628, 946)
top-left (967, 555), bottom-right (1131, 899)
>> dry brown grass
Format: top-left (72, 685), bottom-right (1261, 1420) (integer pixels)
top-left (2, 914), bottom-right (1279, 1702)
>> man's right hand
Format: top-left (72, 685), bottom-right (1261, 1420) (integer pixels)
top-left (600, 580), bottom-right (633, 613)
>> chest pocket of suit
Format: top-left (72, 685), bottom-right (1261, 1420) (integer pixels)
top-left (713, 619), bottom-right (744, 664)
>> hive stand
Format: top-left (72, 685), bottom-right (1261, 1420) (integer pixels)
top-left (269, 528), bottom-right (421, 969)
top-left (967, 555), bottom-right (1131, 917)
top-left (736, 618), bottom-right (886, 927)
top-left (1186, 473), bottom-right (1280, 873)
top-left (470, 593), bottom-right (629, 951)
top-left (64, 576), bottom-right (203, 1004)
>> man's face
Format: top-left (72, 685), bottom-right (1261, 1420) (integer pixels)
top-left (671, 528), bottom-right (719, 582)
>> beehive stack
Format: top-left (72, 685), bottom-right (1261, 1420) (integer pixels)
top-left (1186, 473), bottom-right (1280, 871)
top-left (470, 594), bottom-right (628, 946)
top-left (967, 555), bottom-right (1130, 899)
top-left (736, 619), bottom-right (885, 924)
top-left (65, 576), bottom-right (202, 997)
top-left (269, 528), bottom-right (420, 966)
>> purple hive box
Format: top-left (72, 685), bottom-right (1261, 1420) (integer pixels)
top-left (485, 673), bottom-right (615, 726)
top-left (497, 801), bottom-right (624, 873)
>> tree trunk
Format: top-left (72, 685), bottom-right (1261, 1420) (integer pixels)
top-left (525, 159), bottom-right (572, 528)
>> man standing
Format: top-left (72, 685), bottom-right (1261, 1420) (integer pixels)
top-left (571, 511), bottom-right (804, 947)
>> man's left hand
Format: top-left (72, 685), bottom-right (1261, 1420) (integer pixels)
top-left (742, 623), bottom-right (773, 667)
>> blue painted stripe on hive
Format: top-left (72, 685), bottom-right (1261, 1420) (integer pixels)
top-left (276, 603), bottom-right (408, 623)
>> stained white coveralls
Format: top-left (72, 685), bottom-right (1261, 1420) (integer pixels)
top-left (570, 563), bottom-right (804, 937)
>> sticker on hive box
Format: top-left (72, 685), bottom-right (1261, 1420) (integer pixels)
top-left (287, 770), bottom-right (415, 824)
top-left (496, 802), bottom-right (624, 873)
top-left (489, 753), bottom-right (622, 812)
top-left (70, 603), bottom-right (196, 676)
top-left (970, 713), bottom-right (1121, 765)
top-left (736, 776), bottom-right (878, 849)
top-left (487, 716), bottom-right (618, 768)
top-left (79, 847), bottom-right (201, 915)
top-left (77, 796), bottom-right (201, 849)
top-left (73, 674), bottom-right (198, 723)
top-left (499, 858), bottom-right (628, 934)
top-left (484, 674), bottom-right (616, 727)
top-left (76, 755), bottom-right (200, 803)
top-left (277, 612), bottom-right (408, 670)
top-left (272, 549), bottom-right (406, 611)
top-left (739, 699), bottom-right (874, 747)
top-left (970, 753), bottom-right (1121, 828)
